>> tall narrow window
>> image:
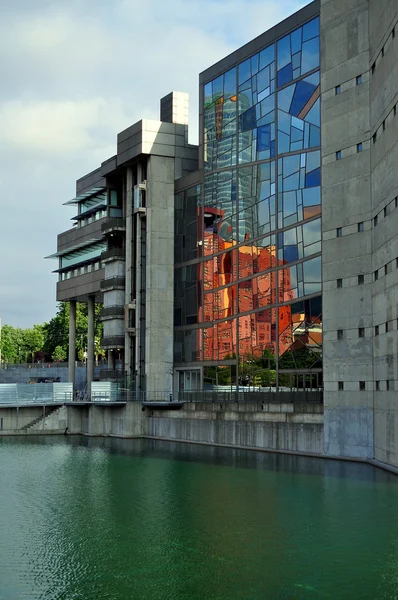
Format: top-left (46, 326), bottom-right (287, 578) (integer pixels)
top-left (376, 381), bottom-right (380, 391)
top-left (357, 143), bottom-right (363, 153)
top-left (337, 278), bottom-right (343, 288)
top-left (337, 329), bottom-right (344, 340)
top-left (358, 222), bottom-right (364, 232)
top-left (335, 85), bottom-right (341, 95)
top-left (359, 381), bottom-right (366, 391)
top-left (374, 215), bottom-right (378, 226)
top-left (374, 270), bottom-right (379, 281)
top-left (356, 75), bottom-right (363, 85)
top-left (337, 227), bottom-right (342, 237)
top-left (375, 325), bottom-right (379, 336)
top-left (359, 328), bottom-right (365, 338)
top-left (358, 274), bottom-right (364, 285)
top-left (336, 150), bottom-right (342, 160)
top-left (338, 381), bottom-right (344, 391)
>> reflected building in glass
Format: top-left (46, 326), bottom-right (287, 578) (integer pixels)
top-left (174, 3), bottom-right (322, 390)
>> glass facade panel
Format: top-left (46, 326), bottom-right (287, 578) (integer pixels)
top-left (174, 14), bottom-right (321, 386)
top-left (60, 241), bottom-right (106, 269)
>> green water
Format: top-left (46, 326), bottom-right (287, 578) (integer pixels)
top-left (0, 437), bottom-right (397, 600)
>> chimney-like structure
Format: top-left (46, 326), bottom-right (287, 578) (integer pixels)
top-left (160, 91), bottom-right (189, 125)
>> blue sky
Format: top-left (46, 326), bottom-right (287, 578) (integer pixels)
top-left (0, 0), bottom-right (307, 328)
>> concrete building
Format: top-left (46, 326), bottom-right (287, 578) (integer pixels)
top-left (50, 0), bottom-right (398, 468)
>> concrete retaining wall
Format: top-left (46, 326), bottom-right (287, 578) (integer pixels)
top-left (0, 405), bottom-right (67, 434)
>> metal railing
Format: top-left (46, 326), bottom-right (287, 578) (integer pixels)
top-left (132, 388), bottom-right (323, 404)
top-left (0, 383), bottom-right (74, 405)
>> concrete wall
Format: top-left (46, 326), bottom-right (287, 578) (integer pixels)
top-left (146, 402), bottom-right (324, 455)
top-left (67, 403), bottom-right (145, 437)
top-left (369, 0), bottom-right (398, 468)
top-left (321, 0), bottom-right (374, 459)
top-left (0, 405), bottom-right (67, 433)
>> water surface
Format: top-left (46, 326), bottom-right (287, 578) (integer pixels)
top-left (0, 436), bottom-right (397, 600)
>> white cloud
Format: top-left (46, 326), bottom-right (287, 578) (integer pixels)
top-left (0, 0), bottom-right (307, 327)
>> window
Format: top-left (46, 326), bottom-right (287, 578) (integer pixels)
top-left (396, 257), bottom-right (398, 269)
top-left (336, 150), bottom-right (342, 160)
top-left (357, 143), bottom-right (363, 153)
top-left (372, 63), bottom-right (376, 74)
top-left (393, 27), bottom-right (396, 39)
top-left (384, 206), bottom-right (387, 217)
top-left (359, 328), bottom-right (365, 338)
top-left (383, 120), bottom-right (386, 131)
top-left (382, 46), bottom-right (385, 57)
top-left (338, 381), bottom-right (344, 391)
top-left (356, 75), bottom-right (363, 85)
top-left (376, 380), bottom-right (380, 391)
top-left (337, 329), bottom-right (344, 340)
top-left (374, 215), bottom-right (378, 226)
top-left (337, 278), bottom-right (343, 288)
top-left (385, 264), bottom-right (388, 276)
top-left (358, 222), bottom-right (364, 232)
top-left (359, 381), bottom-right (366, 391)
top-left (386, 321), bottom-right (389, 333)
top-left (374, 270), bottom-right (379, 281)
top-left (373, 133), bottom-right (377, 144)
top-left (358, 274), bottom-right (364, 285)
top-left (394, 105), bottom-right (397, 118)
top-left (335, 85), bottom-right (341, 95)
top-left (337, 227), bottom-right (342, 237)
top-left (386, 380), bottom-right (390, 391)
top-left (375, 325), bottom-right (379, 336)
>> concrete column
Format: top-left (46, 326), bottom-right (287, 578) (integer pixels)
top-left (68, 300), bottom-right (76, 384)
top-left (125, 167), bottom-right (133, 376)
top-left (87, 296), bottom-right (95, 390)
top-left (108, 349), bottom-right (115, 370)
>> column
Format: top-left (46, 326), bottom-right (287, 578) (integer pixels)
top-left (108, 349), bottom-right (115, 370)
top-left (87, 296), bottom-right (95, 391)
top-left (68, 300), bottom-right (76, 384)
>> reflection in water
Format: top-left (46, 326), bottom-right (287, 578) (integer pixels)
top-left (0, 436), bottom-right (397, 600)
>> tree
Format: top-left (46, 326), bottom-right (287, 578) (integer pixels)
top-left (23, 324), bottom-right (44, 363)
top-left (52, 345), bottom-right (67, 362)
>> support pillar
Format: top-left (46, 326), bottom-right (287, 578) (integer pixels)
top-left (87, 296), bottom-right (95, 391)
top-left (68, 300), bottom-right (76, 384)
top-left (108, 349), bottom-right (115, 371)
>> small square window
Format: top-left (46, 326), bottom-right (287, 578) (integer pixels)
top-left (338, 381), bottom-right (344, 391)
top-left (358, 274), bottom-right (364, 285)
top-left (356, 75), bottom-right (363, 85)
top-left (337, 227), bottom-right (342, 237)
top-left (376, 380), bottom-right (380, 391)
top-left (386, 380), bottom-right (390, 391)
top-left (374, 270), bottom-right (379, 281)
top-left (374, 215), bottom-right (378, 226)
top-left (337, 278), bottom-right (343, 288)
top-left (336, 150), bottom-right (342, 160)
top-left (375, 325), bottom-right (379, 336)
top-left (359, 381), bottom-right (366, 391)
top-left (386, 321), bottom-right (389, 332)
top-left (335, 85), bottom-right (341, 95)
top-left (357, 143), bottom-right (363, 152)
top-left (358, 222), bottom-right (364, 232)
top-left (337, 329), bottom-right (344, 340)
top-left (359, 327), bottom-right (365, 338)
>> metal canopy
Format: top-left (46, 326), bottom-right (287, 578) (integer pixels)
top-left (63, 186), bottom-right (106, 206)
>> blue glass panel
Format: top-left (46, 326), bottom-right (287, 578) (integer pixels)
top-left (213, 75), bottom-right (224, 101)
top-left (277, 232), bottom-right (283, 248)
top-left (291, 127), bottom-right (304, 143)
top-left (292, 52), bottom-right (301, 70)
top-left (270, 140), bottom-right (276, 157)
top-left (277, 63), bottom-right (293, 87)
top-left (305, 167), bottom-right (320, 188)
top-left (284, 172), bottom-right (300, 191)
top-left (293, 68), bottom-right (301, 79)
top-left (277, 35), bottom-right (291, 69)
top-left (257, 125), bottom-right (271, 151)
top-left (278, 86), bottom-right (294, 112)
top-left (305, 72), bottom-right (320, 86)
top-left (239, 106), bottom-right (257, 131)
top-left (307, 150), bottom-right (320, 171)
top-left (257, 66), bottom-right (270, 92)
top-left (278, 132), bottom-right (290, 154)
top-left (302, 17), bottom-right (320, 42)
top-left (238, 59), bottom-right (251, 85)
top-left (204, 82), bottom-right (212, 105)
top-left (283, 154), bottom-right (300, 176)
top-left (259, 45), bottom-right (275, 69)
top-left (224, 68), bottom-right (237, 98)
top-left (251, 53), bottom-right (259, 75)
top-left (301, 38), bottom-right (319, 74)
top-left (304, 98), bottom-right (320, 126)
top-left (284, 245), bottom-right (299, 262)
top-left (291, 28), bottom-right (302, 54)
top-left (258, 88), bottom-right (270, 102)
top-left (278, 110), bottom-right (290, 134)
top-left (309, 125), bottom-right (320, 147)
top-left (283, 192), bottom-right (297, 216)
top-left (260, 94), bottom-right (275, 117)
top-left (303, 187), bottom-right (320, 206)
top-left (290, 80), bottom-right (317, 116)
top-left (303, 218), bottom-right (321, 245)
top-left (303, 256), bottom-right (321, 282)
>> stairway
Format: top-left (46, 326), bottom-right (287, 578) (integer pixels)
top-left (20, 406), bottom-right (61, 432)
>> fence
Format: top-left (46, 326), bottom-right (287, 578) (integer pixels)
top-left (0, 383), bottom-right (74, 405)
top-left (132, 388), bottom-right (323, 404)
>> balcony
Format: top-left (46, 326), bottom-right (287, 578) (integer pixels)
top-left (100, 277), bottom-right (125, 292)
top-left (101, 247), bottom-right (125, 263)
top-left (101, 217), bottom-right (126, 235)
top-left (100, 305), bottom-right (124, 321)
top-left (101, 336), bottom-right (125, 350)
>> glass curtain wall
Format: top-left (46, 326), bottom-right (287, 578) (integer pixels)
top-left (175, 16), bottom-right (322, 390)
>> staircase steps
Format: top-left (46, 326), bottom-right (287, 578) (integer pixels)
top-left (20, 405), bottom-right (60, 432)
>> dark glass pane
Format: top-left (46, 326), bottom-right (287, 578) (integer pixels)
top-left (277, 63), bottom-right (293, 87)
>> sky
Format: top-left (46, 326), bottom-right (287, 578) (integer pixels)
top-left (0, 0), bottom-right (306, 329)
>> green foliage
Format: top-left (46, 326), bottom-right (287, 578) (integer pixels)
top-left (1, 302), bottom-right (103, 363)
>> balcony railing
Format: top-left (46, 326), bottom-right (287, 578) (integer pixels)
top-left (100, 277), bottom-right (125, 291)
top-left (101, 336), bottom-right (125, 349)
top-left (101, 247), bottom-right (125, 262)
